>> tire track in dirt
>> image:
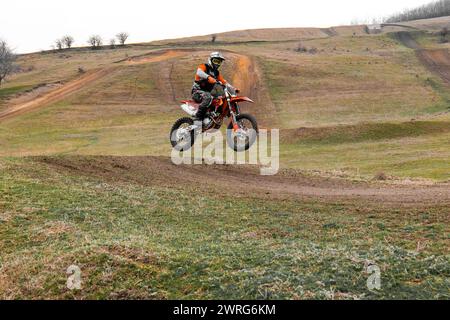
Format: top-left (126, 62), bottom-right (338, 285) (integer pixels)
top-left (231, 53), bottom-right (278, 127)
top-left (394, 31), bottom-right (450, 84)
top-left (120, 50), bottom-right (187, 65)
top-left (416, 48), bottom-right (450, 84)
top-left (35, 156), bottom-right (450, 206)
top-left (154, 59), bottom-right (178, 104)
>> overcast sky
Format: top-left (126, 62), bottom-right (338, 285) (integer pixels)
top-left (2, 0), bottom-right (433, 53)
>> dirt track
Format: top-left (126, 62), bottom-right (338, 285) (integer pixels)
top-left (393, 31), bottom-right (421, 49)
top-left (394, 31), bottom-right (450, 84)
top-left (35, 156), bottom-right (450, 206)
top-left (122, 50), bottom-right (187, 65)
top-left (417, 49), bottom-right (450, 84)
top-left (231, 54), bottom-right (277, 127)
top-left (0, 68), bottom-right (117, 121)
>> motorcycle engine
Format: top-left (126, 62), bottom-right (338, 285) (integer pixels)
top-left (203, 111), bottom-right (221, 130)
top-left (203, 118), bottom-right (212, 127)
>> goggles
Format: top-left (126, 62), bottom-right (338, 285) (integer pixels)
top-left (211, 58), bottom-right (224, 66)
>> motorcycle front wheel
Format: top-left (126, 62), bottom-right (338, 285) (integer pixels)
top-left (227, 114), bottom-right (259, 152)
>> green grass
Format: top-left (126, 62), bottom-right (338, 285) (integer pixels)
top-left (411, 31), bottom-right (450, 49)
top-left (0, 157), bottom-right (448, 299)
top-left (285, 121), bottom-right (450, 144)
top-left (0, 100), bottom-right (175, 156)
top-left (281, 131), bottom-right (450, 181)
top-left (423, 77), bottom-right (450, 114)
top-left (255, 34), bottom-right (450, 181)
top-left (0, 85), bottom-right (34, 101)
top-left (260, 51), bottom-right (444, 127)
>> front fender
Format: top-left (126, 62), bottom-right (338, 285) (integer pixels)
top-left (230, 96), bottom-right (254, 104)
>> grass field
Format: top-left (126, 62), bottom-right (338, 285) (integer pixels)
top-left (0, 19), bottom-right (449, 299)
top-left (1, 157), bottom-right (448, 299)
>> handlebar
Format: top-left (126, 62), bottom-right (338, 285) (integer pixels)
top-left (215, 81), bottom-right (240, 96)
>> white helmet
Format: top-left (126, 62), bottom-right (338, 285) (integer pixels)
top-left (208, 52), bottom-right (226, 69)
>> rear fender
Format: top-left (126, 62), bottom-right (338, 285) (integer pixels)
top-left (180, 103), bottom-right (197, 116)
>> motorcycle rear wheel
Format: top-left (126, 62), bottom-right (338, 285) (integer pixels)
top-left (170, 117), bottom-right (196, 151)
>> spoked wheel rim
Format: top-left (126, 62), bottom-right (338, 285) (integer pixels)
top-left (170, 117), bottom-right (196, 151)
top-left (173, 123), bottom-right (192, 150)
top-left (175, 123), bottom-right (190, 143)
top-left (228, 115), bottom-right (258, 152)
top-left (233, 118), bottom-right (253, 145)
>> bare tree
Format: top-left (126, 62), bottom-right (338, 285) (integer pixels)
top-left (88, 35), bottom-right (103, 49)
top-left (110, 38), bottom-right (116, 49)
top-left (55, 39), bottom-right (63, 50)
top-left (87, 36), bottom-right (96, 48)
top-left (385, 0), bottom-right (450, 23)
top-left (95, 36), bottom-right (103, 48)
top-left (440, 27), bottom-right (449, 43)
top-left (0, 40), bottom-right (17, 86)
top-left (62, 35), bottom-right (74, 49)
top-left (116, 32), bottom-right (129, 46)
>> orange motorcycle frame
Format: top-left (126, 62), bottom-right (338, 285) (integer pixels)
top-left (213, 95), bottom-right (254, 131)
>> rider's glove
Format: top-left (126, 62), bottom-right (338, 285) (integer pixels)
top-left (235, 88), bottom-right (241, 93)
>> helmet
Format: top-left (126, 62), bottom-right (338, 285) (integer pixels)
top-left (208, 52), bottom-right (226, 69)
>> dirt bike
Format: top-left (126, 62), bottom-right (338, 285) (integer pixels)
top-left (170, 83), bottom-right (258, 152)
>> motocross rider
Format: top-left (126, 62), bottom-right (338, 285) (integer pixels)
top-left (192, 52), bottom-right (238, 122)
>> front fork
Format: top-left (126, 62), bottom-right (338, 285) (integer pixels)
top-left (229, 99), bottom-right (241, 132)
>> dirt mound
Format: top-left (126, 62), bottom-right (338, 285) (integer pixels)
top-left (35, 156), bottom-right (450, 206)
top-left (2, 83), bottom-right (62, 107)
top-left (281, 121), bottom-right (450, 144)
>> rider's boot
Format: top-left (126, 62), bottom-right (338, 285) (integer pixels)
top-left (194, 97), bottom-right (212, 126)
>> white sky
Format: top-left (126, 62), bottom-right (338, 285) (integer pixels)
top-left (2, 0), bottom-right (433, 53)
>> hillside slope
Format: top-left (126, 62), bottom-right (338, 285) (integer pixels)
top-left (0, 18), bottom-right (449, 181)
